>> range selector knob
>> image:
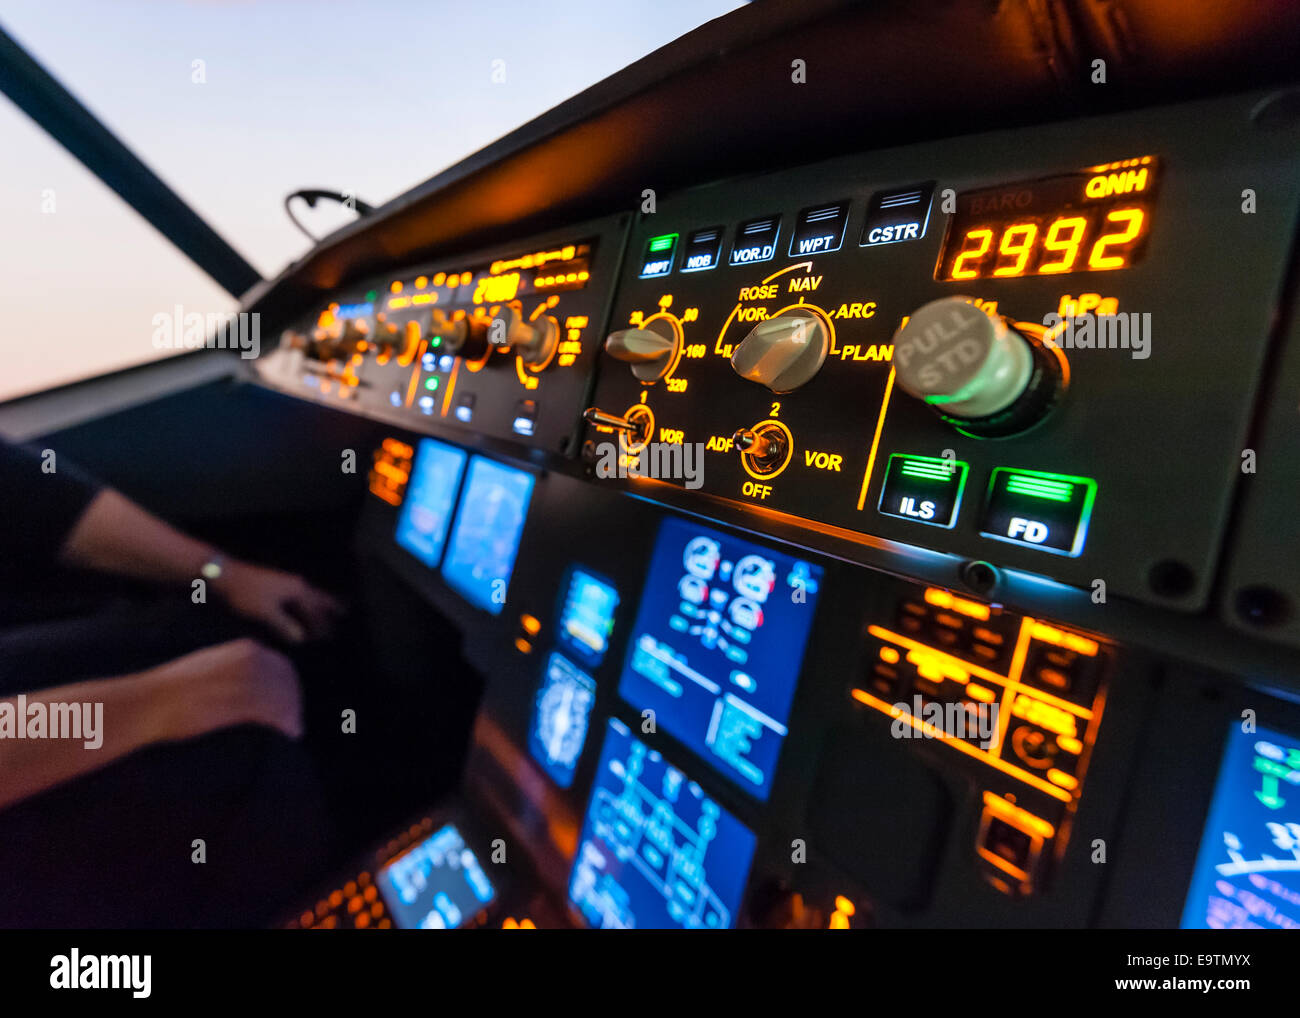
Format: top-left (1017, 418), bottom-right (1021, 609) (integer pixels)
top-left (604, 319), bottom-right (678, 381)
top-left (730, 307), bottom-right (830, 393)
top-left (892, 297), bottom-right (1060, 436)
top-left (490, 305), bottom-right (559, 367)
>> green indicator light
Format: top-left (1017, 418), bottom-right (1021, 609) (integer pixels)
top-left (365, 290), bottom-right (377, 302)
top-left (648, 234), bottom-right (677, 253)
top-left (896, 455), bottom-right (965, 482)
top-left (424, 377), bottom-right (439, 391)
top-left (431, 336), bottom-right (442, 347)
top-left (900, 464), bottom-right (958, 480)
top-left (1006, 477), bottom-right (1074, 501)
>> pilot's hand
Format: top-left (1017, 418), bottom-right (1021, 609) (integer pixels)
top-left (215, 561), bottom-right (344, 644)
top-left (157, 638), bottom-right (305, 741)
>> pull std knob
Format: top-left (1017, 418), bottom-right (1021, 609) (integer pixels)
top-left (604, 320), bottom-right (678, 381)
top-left (730, 307), bottom-right (829, 393)
top-left (891, 297), bottom-right (1062, 437)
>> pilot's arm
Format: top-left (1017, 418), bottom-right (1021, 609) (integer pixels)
top-left (0, 438), bottom-right (342, 643)
top-left (0, 638), bottom-right (301, 812)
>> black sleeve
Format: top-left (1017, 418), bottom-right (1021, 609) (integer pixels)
top-left (0, 438), bottom-right (103, 576)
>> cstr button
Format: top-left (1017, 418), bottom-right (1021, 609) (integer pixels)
top-left (878, 454), bottom-right (968, 528)
top-left (981, 468), bottom-right (1097, 557)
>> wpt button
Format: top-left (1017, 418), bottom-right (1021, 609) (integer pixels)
top-left (789, 201), bottom-right (849, 257)
top-left (981, 469), bottom-right (1097, 557)
top-left (878, 454), bottom-right (968, 528)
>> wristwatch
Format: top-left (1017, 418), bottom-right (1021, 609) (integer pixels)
top-left (199, 553), bottom-right (227, 583)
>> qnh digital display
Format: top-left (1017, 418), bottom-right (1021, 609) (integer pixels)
top-left (618, 517), bottom-right (823, 799)
top-left (568, 718), bottom-right (757, 929)
top-left (937, 157), bottom-right (1158, 281)
top-left (1181, 723), bottom-right (1300, 930)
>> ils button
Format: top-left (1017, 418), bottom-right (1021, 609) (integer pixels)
top-left (878, 454), bottom-right (968, 528)
top-left (981, 469), bottom-right (1097, 557)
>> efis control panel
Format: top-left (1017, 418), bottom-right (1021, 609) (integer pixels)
top-left (582, 94), bottom-right (1300, 610)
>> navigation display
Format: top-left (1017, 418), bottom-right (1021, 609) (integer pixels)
top-left (440, 456), bottom-right (535, 614)
top-left (618, 517), bottom-right (823, 799)
top-left (1181, 722), bottom-right (1300, 929)
top-left (394, 438), bottom-right (467, 567)
top-left (568, 718), bottom-right (756, 929)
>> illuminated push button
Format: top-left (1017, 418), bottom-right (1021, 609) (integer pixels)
top-left (730, 308), bottom-right (829, 393)
top-left (604, 321), bottom-right (678, 381)
top-left (638, 233), bottom-right (678, 278)
top-left (980, 468), bottom-right (1097, 557)
top-left (892, 298), bottom-right (1032, 418)
top-left (877, 454), bottom-right (968, 528)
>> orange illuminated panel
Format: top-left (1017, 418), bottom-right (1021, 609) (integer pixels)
top-left (937, 157), bottom-right (1157, 280)
top-left (853, 593), bottom-right (1109, 807)
top-left (368, 437), bottom-right (415, 505)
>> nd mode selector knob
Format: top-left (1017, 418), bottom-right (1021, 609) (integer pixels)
top-left (730, 307), bottom-right (830, 393)
top-left (891, 297), bottom-right (1063, 437)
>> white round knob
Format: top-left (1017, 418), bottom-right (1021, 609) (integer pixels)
top-left (892, 297), bottom-right (1033, 418)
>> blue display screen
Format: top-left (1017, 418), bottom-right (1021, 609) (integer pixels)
top-left (394, 438), bottom-right (467, 568)
top-left (1181, 722), bottom-right (1300, 929)
top-left (558, 568), bottom-right (620, 665)
top-left (528, 652), bottom-right (597, 788)
top-left (569, 718), bottom-right (757, 929)
top-left (440, 456), bottom-right (535, 614)
top-left (617, 517), bottom-right (823, 799)
top-left (376, 823), bottom-right (496, 929)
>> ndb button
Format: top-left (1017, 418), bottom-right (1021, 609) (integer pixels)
top-left (980, 468), bottom-right (1097, 557)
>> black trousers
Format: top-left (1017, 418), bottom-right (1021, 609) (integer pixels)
top-left (0, 599), bottom-right (333, 928)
